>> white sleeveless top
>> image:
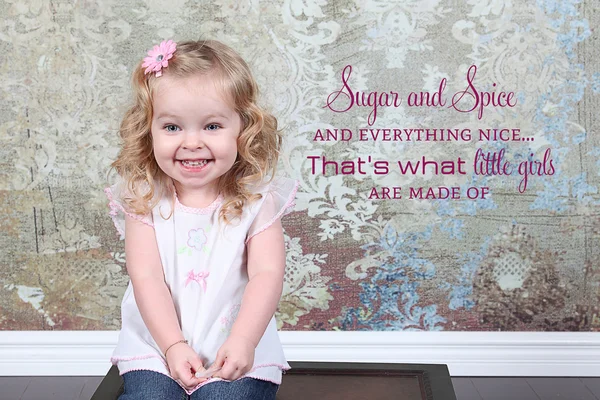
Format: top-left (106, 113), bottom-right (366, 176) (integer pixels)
top-left (104, 175), bottom-right (298, 395)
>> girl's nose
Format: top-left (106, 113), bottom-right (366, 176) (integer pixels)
top-left (182, 131), bottom-right (204, 149)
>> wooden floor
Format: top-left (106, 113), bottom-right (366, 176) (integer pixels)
top-left (452, 377), bottom-right (600, 400)
top-left (0, 376), bottom-right (599, 399)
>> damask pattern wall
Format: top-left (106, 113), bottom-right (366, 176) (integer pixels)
top-left (1, 0), bottom-right (599, 332)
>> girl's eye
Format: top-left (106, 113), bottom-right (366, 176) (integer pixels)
top-left (163, 124), bottom-right (220, 132)
top-left (164, 124), bottom-right (180, 133)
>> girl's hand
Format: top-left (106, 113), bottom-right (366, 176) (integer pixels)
top-left (212, 335), bottom-right (255, 381)
top-left (165, 342), bottom-right (209, 390)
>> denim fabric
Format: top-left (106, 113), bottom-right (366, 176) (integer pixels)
top-left (190, 377), bottom-right (278, 400)
top-left (119, 370), bottom-right (187, 400)
top-left (119, 370), bottom-right (278, 400)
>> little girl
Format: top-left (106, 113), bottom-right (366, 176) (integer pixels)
top-left (104, 38), bottom-right (299, 399)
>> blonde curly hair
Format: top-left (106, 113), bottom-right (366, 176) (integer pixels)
top-left (109, 39), bottom-right (283, 225)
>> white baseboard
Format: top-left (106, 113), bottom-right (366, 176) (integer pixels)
top-left (1, 331), bottom-right (599, 377)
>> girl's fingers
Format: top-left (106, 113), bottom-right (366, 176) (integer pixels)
top-left (195, 365), bottom-right (220, 379)
top-left (191, 362), bottom-right (208, 380)
top-left (213, 349), bottom-right (226, 370)
top-left (218, 363), bottom-right (238, 380)
top-left (178, 363), bottom-right (199, 388)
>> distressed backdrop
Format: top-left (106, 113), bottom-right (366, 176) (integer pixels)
top-left (1, 0), bottom-right (599, 332)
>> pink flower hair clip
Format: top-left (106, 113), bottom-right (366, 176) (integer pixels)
top-left (142, 39), bottom-right (177, 77)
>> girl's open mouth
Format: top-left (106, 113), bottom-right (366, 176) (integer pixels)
top-left (179, 159), bottom-right (213, 171)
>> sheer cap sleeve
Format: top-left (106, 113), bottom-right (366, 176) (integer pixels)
top-left (104, 176), bottom-right (154, 240)
top-left (246, 176), bottom-right (299, 244)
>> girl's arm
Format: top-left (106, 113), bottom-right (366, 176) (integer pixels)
top-left (229, 217), bottom-right (286, 347)
top-left (213, 217), bottom-right (286, 380)
top-left (124, 214), bottom-right (184, 353)
top-left (124, 214), bottom-right (206, 388)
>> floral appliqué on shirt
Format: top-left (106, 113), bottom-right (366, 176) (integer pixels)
top-left (178, 227), bottom-right (212, 291)
top-left (184, 269), bottom-right (209, 292)
top-left (178, 226), bottom-right (211, 256)
top-left (220, 303), bottom-right (241, 336)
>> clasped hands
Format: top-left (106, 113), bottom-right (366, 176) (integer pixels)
top-left (165, 335), bottom-right (255, 390)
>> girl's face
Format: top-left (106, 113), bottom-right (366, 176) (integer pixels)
top-left (150, 73), bottom-right (241, 202)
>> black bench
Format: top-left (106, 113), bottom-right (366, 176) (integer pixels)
top-left (91, 362), bottom-right (456, 399)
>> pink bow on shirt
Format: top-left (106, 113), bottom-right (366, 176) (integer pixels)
top-left (184, 269), bottom-right (209, 292)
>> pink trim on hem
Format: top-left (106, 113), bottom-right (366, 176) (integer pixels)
top-left (104, 187), bottom-right (154, 236)
top-left (245, 179), bottom-right (300, 244)
top-left (111, 354), bottom-right (164, 364)
top-left (247, 362), bottom-right (291, 374)
top-left (118, 367), bottom-right (168, 377)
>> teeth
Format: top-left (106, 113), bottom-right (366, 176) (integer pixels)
top-left (181, 160), bottom-right (208, 167)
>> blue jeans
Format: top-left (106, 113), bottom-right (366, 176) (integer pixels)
top-left (119, 370), bottom-right (279, 400)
